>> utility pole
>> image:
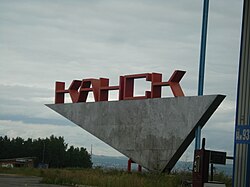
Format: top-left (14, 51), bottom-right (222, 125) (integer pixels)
top-left (196, 0), bottom-right (210, 150)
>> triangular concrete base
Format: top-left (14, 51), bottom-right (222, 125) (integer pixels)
top-left (46, 95), bottom-right (225, 172)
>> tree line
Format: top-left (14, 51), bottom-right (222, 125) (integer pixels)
top-left (0, 135), bottom-right (92, 168)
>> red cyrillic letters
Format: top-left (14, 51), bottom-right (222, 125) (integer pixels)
top-left (55, 70), bottom-right (186, 104)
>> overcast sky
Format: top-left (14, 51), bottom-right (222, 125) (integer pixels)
top-left (0, 0), bottom-right (243, 160)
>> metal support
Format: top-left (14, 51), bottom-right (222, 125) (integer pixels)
top-left (195, 126), bottom-right (202, 149)
top-left (138, 165), bottom-right (142, 172)
top-left (196, 0), bottom-right (210, 149)
top-left (127, 159), bottom-right (142, 172)
top-left (127, 158), bottom-right (132, 172)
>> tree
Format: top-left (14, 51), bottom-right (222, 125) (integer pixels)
top-left (0, 135), bottom-right (92, 168)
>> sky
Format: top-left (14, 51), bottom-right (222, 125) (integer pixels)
top-left (0, 0), bottom-right (244, 161)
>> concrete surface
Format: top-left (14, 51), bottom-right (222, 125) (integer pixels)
top-left (47, 95), bottom-right (225, 172)
top-left (0, 174), bottom-right (70, 187)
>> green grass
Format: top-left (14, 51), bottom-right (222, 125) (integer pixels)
top-left (40, 168), bottom-right (183, 187)
top-left (0, 167), bottom-right (232, 187)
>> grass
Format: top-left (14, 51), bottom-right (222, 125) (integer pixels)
top-left (0, 167), bottom-right (232, 187)
top-left (40, 168), bottom-right (183, 187)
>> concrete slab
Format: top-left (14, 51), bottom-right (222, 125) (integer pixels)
top-left (46, 95), bottom-right (225, 172)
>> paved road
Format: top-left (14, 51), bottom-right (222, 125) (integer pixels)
top-left (0, 174), bottom-right (70, 187)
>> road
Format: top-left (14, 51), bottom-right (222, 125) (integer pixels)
top-left (0, 174), bottom-right (70, 187)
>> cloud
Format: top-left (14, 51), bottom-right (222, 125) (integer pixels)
top-left (0, 0), bottom-right (244, 158)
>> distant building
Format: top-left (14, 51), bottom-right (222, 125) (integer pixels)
top-left (0, 157), bottom-right (36, 168)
